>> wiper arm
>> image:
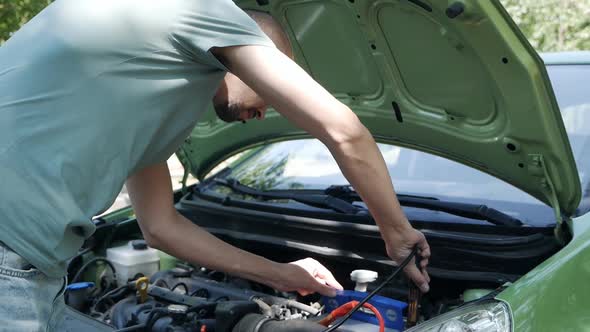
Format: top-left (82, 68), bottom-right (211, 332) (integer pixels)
top-left (325, 185), bottom-right (524, 227)
top-left (213, 179), bottom-right (366, 215)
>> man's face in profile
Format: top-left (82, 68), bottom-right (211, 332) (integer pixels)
top-left (211, 10), bottom-right (292, 123)
top-left (212, 73), bottom-right (268, 123)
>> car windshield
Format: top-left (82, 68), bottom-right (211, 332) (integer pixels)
top-left (210, 64), bottom-right (590, 226)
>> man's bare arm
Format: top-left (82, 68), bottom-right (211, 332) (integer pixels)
top-left (213, 45), bottom-right (431, 292)
top-left (126, 162), bottom-right (342, 296)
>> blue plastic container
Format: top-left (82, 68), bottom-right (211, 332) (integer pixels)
top-left (322, 290), bottom-right (407, 330)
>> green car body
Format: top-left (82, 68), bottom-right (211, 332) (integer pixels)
top-left (497, 215), bottom-right (590, 331)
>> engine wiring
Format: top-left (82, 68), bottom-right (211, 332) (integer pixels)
top-left (322, 246), bottom-right (419, 332)
top-left (171, 282), bottom-right (190, 294)
top-left (71, 257), bottom-right (117, 284)
top-left (91, 284), bottom-right (131, 313)
top-left (319, 301), bottom-right (385, 332)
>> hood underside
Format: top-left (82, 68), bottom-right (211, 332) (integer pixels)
top-left (179, 0), bottom-right (581, 217)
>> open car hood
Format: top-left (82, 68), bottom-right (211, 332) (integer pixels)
top-left (178, 0), bottom-right (580, 217)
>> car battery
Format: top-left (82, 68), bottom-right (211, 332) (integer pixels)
top-left (322, 290), bottom-right (407, 331)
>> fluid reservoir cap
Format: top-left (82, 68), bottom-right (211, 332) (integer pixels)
top-left (66, 282), bottom-right (95, 291)
top-left (350, 270), bottom-right (378, 292)
top-left (350, 269), bottom-right (378, 283)
top-left (130, 240), bottom-right (148, 250)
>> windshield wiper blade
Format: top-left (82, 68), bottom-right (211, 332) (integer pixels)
top-left (212, 181), bottom-right (522, 226)
top-left (325, 185), bottom-right (523, 227)
top-left (213, 179), bottom-right (366, 215)
top-left (325, 185), bottom-right (440, 201)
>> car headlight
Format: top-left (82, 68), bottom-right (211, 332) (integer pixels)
top-left (406, 300), bottom-right (512, 332)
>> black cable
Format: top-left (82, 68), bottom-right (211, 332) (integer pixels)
top-left (92, 284), bottom-right (130, 311)
top-left (66, 246), bottom-right (93, 271)
top-left (71, 257), bottom-right (117, 284)
top-left (145, 307), bottom-right (170, 330)
top-left (323, 246), bottom-right (419, 332)
top-left (171, 282), bottom-right (189, 294)
top-left (152, 278), bottom-right (170, 289)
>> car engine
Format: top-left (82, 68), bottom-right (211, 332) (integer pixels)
top-left (102, 267), bottom-right (328, 331)
top-left (66, 240), bottom-right (409, 332)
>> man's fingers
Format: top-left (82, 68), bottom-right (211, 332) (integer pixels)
top-left (405, 263), bottom-right (429, 293)
top-left (297, 289), bottom-right (311, 296)
top-left (420, 258), bottom-right (429, 269)
top-left (291, 258), bottom-right (342, 297)
top-left (419, 238), bottom-right (431, 260)
top-left (317, 276), bottom-right (343, 291)
top-left (312, 262), bottom-right (342, 295)
top-left (423, 267), bottom-right (430, 284)
top-left (418, 233), bottom-right (430, 270)
top-left (299, 276), bottom-right (337, 297)
top-left (315, 266), bottom-right (344, 291)
top-left (313, 280), bottom-right (338, 297)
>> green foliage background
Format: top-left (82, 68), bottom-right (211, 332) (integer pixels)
top-left (0, 0), bottom-right (589, 51)
top-left (0, 0), bottom-right (51, 43)
top-left (500, 0), bottom-right (590, 52)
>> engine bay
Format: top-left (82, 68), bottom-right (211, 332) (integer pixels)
top-left (67, 240), bottom-right (411, 331)
top-left (66, 188), bottom-right (560, 331)
top-left (65, 238), bottom-right (504, 332)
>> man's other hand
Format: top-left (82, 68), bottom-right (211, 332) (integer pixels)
top-left (385, 225), bottom-right (431, 293)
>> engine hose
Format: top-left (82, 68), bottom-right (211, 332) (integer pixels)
top-left (252, 298), bottom-right (272, 317)
top-left (286, 300), bottom-right (320, 316)
top-left (232, 313), bottom-right (326, 332)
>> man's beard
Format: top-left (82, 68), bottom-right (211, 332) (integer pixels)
top-left (213, 101), bottom-right (242, 123)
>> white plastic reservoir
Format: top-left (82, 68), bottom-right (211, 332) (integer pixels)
top-left (107, 240), bottom-right (160, 286)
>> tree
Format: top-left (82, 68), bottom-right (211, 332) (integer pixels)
top-left (0, 0), bottom-right (51, 43)
top-left (500, 0), bottom-right (590, 52)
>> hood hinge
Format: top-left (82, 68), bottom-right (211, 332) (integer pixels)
top-left (528, 154), bottom-right (571, 244)
top-left (176, 146), bottom-right (194, 196)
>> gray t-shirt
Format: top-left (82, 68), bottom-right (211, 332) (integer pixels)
top-left (0, 0), bottom-right (275, 277)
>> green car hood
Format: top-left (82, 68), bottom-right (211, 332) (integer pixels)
top-left (178, 0), bottom-right (581, 217)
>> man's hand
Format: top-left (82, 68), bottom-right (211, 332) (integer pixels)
top-left (384, 225), bottom-right (431, 293)
top-left (269, 258), bottom-right (343, 297)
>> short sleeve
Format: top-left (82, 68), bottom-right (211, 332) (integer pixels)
top-left (170, 0), bottom-right (277, 70)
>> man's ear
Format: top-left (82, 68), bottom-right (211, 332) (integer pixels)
top-left (213, 77), bottom-right (229, 105)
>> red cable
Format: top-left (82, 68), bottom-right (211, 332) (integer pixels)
top-left (319, 300), bottom-right (385, 332)
top-left (362, 302), bottom-right (385, 332)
